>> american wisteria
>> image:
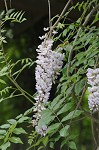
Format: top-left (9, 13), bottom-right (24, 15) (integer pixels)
top-left (87, 68), bottom-right (99, 112)
top-left (32, 31), bottom-right (64, 135)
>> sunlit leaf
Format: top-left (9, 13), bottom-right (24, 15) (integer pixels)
top-left (10, 137), bottom-right (23, 144)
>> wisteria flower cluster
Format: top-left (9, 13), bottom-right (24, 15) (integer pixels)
top-left (87, 68), bottom-right (99, 112)
top-left (32, 30), bottom-right (64, 136)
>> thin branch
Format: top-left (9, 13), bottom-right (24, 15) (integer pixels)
top-left (47, 0), bottom-right (52, 28)
top-left (4, 0), bottom-right (8, 12)
top-left (52, 0), bottom-right (72, 29)
top-left (47, 0), bottom-right (72, 38)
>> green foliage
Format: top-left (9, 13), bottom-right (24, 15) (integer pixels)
top-left (0, 106), bottom-right (33, 149)
top-left (0, 0), bottom-right (99, 150)
top-left (2, 9), bottom-right (26, 23)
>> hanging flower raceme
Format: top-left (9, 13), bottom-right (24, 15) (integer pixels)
top-left (32, 30), bottom-right (64, 136)
top-left (87, 68), bottom-right (99, 112)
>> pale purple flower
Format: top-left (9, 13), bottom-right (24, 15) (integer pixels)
top-left (87, 68), bottom-right (99, 112)
top-left (32, 30), bottom-right (64, 136)
top-left (35, 125), bottom-right (47, 136)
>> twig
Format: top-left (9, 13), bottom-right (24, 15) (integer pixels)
top-left (4, 0), bottom-right (8, 12)
top-left (47, 0), bottom-right (52, 29)
top-left (52, 0), bottom-right (72, 30)
top-left (47, 0), bottom-right (72, 39)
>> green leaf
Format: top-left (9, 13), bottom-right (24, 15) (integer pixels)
top-left (0, 98), bottom-right (4, 102)
top-left (38, 109), bottom-right (54, 126)
top-left (50, 142), bottom-right (54, 149)
top-left (69, 141), bottom-right (77, 150)
top-left (47, 123), bottom-right (61, 134)
top-left (53, 97), bottom-right (65, 111)
top-left (42, 136), bottom-right (49, 146)
top-left (0, 124), bottom-right (10, 129)
top-left (63, 29), bottom-right (67, 37)
top-left (16, 114), bottom-right (23, 119)
top-left (69, 133), bottom-right (78, 140)
top-left (0, 67), bottom-right (8, 76)
top-left (7, 119), bottom-right (17, 125)
top-left (38, 115), bottom-right (55, 127)
top-left (24, 106), bottom-right (34, 115)
top-left (50, 94), bottom-right (62, 109)
top-left (1, 141), bottom-right (11, 150)
top-left (69, 24), bottom-right (74, 30)
top-left (59, 125), bottom-right (70, 137)
top-left (66, 86), bottom-right (74, 97)
top-left (38, 146), bottom-right (44, 150)
top-left (29, 137), bottom-right (43, 147)
top-left (61, 82), bottom-right (67, 94)
top-left (0, 135), bottom-right (5, 140)
top-left (41, 109), bottom-right (52, 118)
top-left (13, 128), bottom-right (27, 135)
top-left (61, 110), bottom-right (82, 122)
top-left (18, 116), bottom-right (29, 123)
top-left (10, 137), bottom-right (23, 144)
top-left (57, 22), bottom-right (64, 29)
top-left (75, 52), bottom-right (85, 60)
top-left (0, 130), bottom-right (6, 135)
top-left (75, 80), bottom-right (85, 95)
top-left (88, 59), bottom-right (95, 66)
top-left (0, 79), bottom-right (6, 84)
top-left (61, 139), bottom-right (67, 148)
top-left (57, 102), bottom-right (74, 115)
